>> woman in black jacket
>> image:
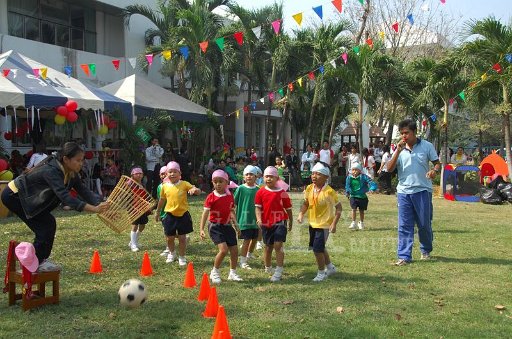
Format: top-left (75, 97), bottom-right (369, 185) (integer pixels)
top-left (1, 142), bottom-right (110, 272)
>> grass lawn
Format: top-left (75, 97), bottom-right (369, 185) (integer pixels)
top-left (0, 192), bottom-right (511, 338)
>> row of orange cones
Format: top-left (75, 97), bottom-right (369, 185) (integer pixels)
top-left (89, 250), bottom-right (231, 338)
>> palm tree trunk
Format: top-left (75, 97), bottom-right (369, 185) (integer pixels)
top-left (354, 0), bottom-right (371, 44)
top-left (358, 95), bottom-right (364, 155)
top-left (328, 105), bottom-right (340, 146)
top-left (502, 85), bottom-right (512, 181)
top-left (320, 110), bottom-right (328, 142)
top-left (439, 100), bottom-right (449, 198)
top-left (264, 63), bottom-right (277, 167)
top-left (385, 101), bottom-right (397, 146)
top-left (306, 84), bottom-right (320, 146)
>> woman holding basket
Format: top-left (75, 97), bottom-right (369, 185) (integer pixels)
top-left (1, 142), bottom-right (110, 272)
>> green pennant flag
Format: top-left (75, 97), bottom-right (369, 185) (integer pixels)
top-left (353, 46), bottom-right (360, 54)
top-left (278, 88), bottom-right (284, 96)
top-left (89, 63), bottom-right (96, 76)
top-left (215, 37), bottom-right (225, 51)
top-left (458, 91), bottom-right (465, 101)
top-left (359, 0), bottom-right (364, 4)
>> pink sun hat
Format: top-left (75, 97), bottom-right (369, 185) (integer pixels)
top-left (15, 242), bottom-right (39, 273)
top-left (131, 167), bottom-right (143, 175)
top-left (263, 166), bottom-right (289, 191)
top-left (212, 169), bottom-right (239, 194)
top-left (167, 161), bottom-right (181, 172)
top-left (159, 166), bottom-right (168, 174)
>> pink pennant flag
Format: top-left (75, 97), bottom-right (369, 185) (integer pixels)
top-left (342, 52), bottom-right (348, 64)
top-left (32, 68), bottom-right (40, 77)
top-left (233, 31), bottom-right (244, 46)
top-left (145, 54), bottom-right (154, 66)
top-left (271, 19), bottom-right (282, 35)
top-left (440, 0), bottom-right (446, 4)
top-left (199, 41), bottom-right (209, 53)
top-left (112, 59), bottom-right (120, 70)
top-left (2, 69), bottom-right (10, 77)
top-left (392, 22), bottom-right (399, 33)
top-left (80, 64), bottom-right (90, 77)
top-left (449, 98), bottom-right (455, 105)
top-left (269, 92), bottom-right (275, 102)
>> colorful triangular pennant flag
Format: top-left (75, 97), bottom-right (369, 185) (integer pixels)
top-left (366, 38), bottom-right (373, 48)
top-left (440, 0), bottom-right (446, 4)
top-left (492, 63), bottom-right (502, 73)
top-left (481, 73), bottom-right (488, 81)
top-left (319, 65), bottom-right (325, 74)
top-left (199, 41), bottom-right (209, 53)
top-left (128, 58), bottom-right (137, 69)
top-left (353, 46), bottom-right (360, 54)
top-left (233, 31), bottom-right (244, 45)
top-left (332, 0), bottom-right (342, 13)
top-left (89, 64), bottom-right (96, 77)
top-left (278, 88), bottom-right (284, 96)
top-left (179, 46), bottom-right (189, 60)
top-left (2, 69), bottom-right (10, 77)
top-left (292, 13), bottom-right (303, 26)
top-left (407, 14), bottom-right (414, 25)
top-left (449, 98), bottom-right (455, 105)
top-left (269, 92), bottom-right (275, 102)
top-left (80, 64), bottom-right (90, 77)
top-left (252, 26), bottom-right (262, 39)
top-left (32, 68), bottom-right (39, 77)
top-left (162, 50), bottom-right (172, 60)
top-left (145, 54), bottom-right (153, 66)
top-left (458, 91), bottom-right (465, 101)
top-left (271, 19), bottom-right (281, 35)
top-left (430, 113), bottom-right (437, 122)
top-left (342, 52), bottom-right (348, 64)
top-left (392, 22), bottom-right (399, 33)
top-left (298, 77), bottom-right (303, 87)
top-left (40, 68), bottom-right (47, 80)
top-left (64, 66), bottom-right (72, 77)
top-left (330, 60), bottom-right (337, 68)
top-left (112, 59), bottom-right (120, 70)
top-left (288, 83), bottom-right (294, 92)
top-left (215, 37), bottom-right (225, 51)
top-left (505, 54), bottom-right (512, 63)
top-left (313, 6), bottom-right (323, 20)
top-left (11, 69), bottom-right (17, 78)
top-left (259, 97), bottom-right (265, 103)
top-left (379, 31), bottom-right (385, 39)
top-left (421, 3), bottom-right (429, 11)
top-left (308, 71), bottom-right (315, 80)
top-left (250, 102), bottom-right (257, 110)
top-left (236, 110), bottom-right (240, 119)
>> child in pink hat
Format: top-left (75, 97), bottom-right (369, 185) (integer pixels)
top-left (155, 161), bottom-right (201, 267)
top-left (200, 169), bottom-right (242, 284)
top-left (128, 167), bottom-right (151, 252)
top-left (254, 166), bottom-right (293, 282)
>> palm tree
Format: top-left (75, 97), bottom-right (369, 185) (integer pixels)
top-left (462, 17), bottom-right (512, 180)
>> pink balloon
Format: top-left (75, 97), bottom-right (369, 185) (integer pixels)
top-left (66, 111), bottom-right (78, 123)
top-left (0, 159), bottom-right (8, 172)
top-left (3, 132), bottom-right (12, 140)
top-left (66, 100), bottom-right (78, 112)
top-left (57, 106), bottom-right (68, 116)
top-left (108, 120), bottom-right (117, 129)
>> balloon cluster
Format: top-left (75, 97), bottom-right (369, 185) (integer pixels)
top-left (97, 115), bottom-right (118, 135)
top-left (54, 100), bottom-right (79, 125)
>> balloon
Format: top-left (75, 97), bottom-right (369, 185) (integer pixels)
top-left (66, 111), bottom-right (78, 122)
top-left (55, 114), bottom-right (66, 125)
top-left (15, 129), bottom-right (25, 138)
top-left (56, 106), bottom-right (68, 116)
top-left (65, 100), bottom-right (78, 112)
top-left (0, 159), bottom-right (8, 171)
top-left (0, 170), bottom-right (14, 181)
top-left (3, 132), bottom-right (12, 140)
top-left (84, 151), bottom-right (94, 160)
top-left (99, 125), bottom-right (109, 135)
top-left (102, 115), bottom-right (110, 126)
top-left (108, 120), bottom-right (117, 129)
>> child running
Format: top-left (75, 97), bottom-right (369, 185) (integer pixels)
top-left (297, 162), bottom-right (342, 281)
top-left (233, 165), bottom-right (260, 269)
top-left (155, 161), bottom-right (201, 267)
top-left (200, 170), bottom-right (242, 284)
top-left (255, 166), bottom-right (293, 282)
top-left (156, 166), bottom-right (171, 257)
top-left (128, 167), bottom-right (151, 252)
top-left (345, 163), bottom-right (377, 230)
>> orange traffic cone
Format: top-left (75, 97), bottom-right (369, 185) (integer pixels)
top-left (140, 251), bottom-right (153, 276)
top-left (211, 305), bottom-right (232, 339)
top-left (197, 273), bottom-right (211, 301)
top-left (202, 286), bottom-right (219, 318)
top-left (183, 262), bottom-right (197, 288)
top-left (89, 250), bottom-right (103, 274)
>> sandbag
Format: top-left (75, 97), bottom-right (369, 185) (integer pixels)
top-left (480, 187), bottom-right (502, 205)
top-left (498, 183), bottom-right (512, 202)
top-left (488, 175), bottom-right (505, 189)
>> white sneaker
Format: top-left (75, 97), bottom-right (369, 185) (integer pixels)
top-left (160, 248), bottom-right (170, 256)
top-left (227, 271), bottom-right (243, 281)
top-left (247, 252), bottom-right (256, 260)
top-left (37, 259), bottom-right (61, 272)
top-left (130, 244), bottom-right (139, 252)
top-left (312, 271), bottom-right (327, 282)
top-left (165, 253), bottom-right (176, 263)
top-left (326, 265), bottom-right (337, 276)
top-left (349, 221), bottom-right (357, 230)
top-left (240, 262), bottom-right (252, 270)
top-left (178, 257), bottom-right (187, 267)
top-left (256, 241), bottom-right (263, 250)
top-left (358, 221), bottom-right (364, 230)
top-left (264, 266), bottom-right (275, 274)
top-left (210, 269), bottom-right (222, 284)
top-left (270, 272), bottom-right (282, 282)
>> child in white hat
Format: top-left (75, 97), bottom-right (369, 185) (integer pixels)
top-left (345, 163), bottom-right (377, 230)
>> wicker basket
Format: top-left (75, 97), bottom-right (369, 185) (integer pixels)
top-left (97, 175), bottom-right (156, 233)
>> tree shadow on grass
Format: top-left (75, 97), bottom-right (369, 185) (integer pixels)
top-left (434, 229), bottom-right (475, 234)
top-left (434, 256), bottom-right (512, 265)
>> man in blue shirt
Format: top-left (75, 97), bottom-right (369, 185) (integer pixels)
top-left (387, 119), bottom-right (441, 266)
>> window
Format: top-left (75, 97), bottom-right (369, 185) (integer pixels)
top-left (24, 16), bottom-right (40, 41)
top-left (56, 24), bottom-right (69, 48)
top-left (7, 12), bottom-right (24, 38)
top-left (41, 21), bottom-right (55, 44)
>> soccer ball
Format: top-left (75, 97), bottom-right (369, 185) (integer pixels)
top-left (118, 279), bottom-right (147, 308)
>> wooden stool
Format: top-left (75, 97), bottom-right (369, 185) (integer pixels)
top-left (6, 241), bottom-right (60, 311)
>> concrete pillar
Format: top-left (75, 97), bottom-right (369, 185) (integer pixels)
top-left (0, 0), bottom-right (8, 35)
top-left (234, 96), bottom-right (245, 155)
top-left (259, 116), bottom-right (265, 157)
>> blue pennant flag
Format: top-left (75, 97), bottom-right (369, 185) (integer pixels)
top-left (430, 114), bottom-right (437, 122)
top-left (313, 6), bottom-right (323, 19)
top-left (505, 54), bottom-right (512, 63)
top-left (407, 14), bottom-right (414, 25)
top-left (64, 66), bottom-right (72, 77)
top-left (319, 65), bottom-right (325, 74)
top-left (179, 46), bottom-right (189, 60)
top-left (250, 102), bottom-right (257, 110)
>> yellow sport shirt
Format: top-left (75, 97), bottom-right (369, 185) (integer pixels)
top-left (161, 180), bottom-right (193, 217)
top-left (304, 184), bottom-right (339, 229)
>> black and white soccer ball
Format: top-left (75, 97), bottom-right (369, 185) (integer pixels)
top-left (118, 279), bottom-right (147, 308)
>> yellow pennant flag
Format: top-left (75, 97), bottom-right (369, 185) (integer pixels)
top-left (292, 12), bottom-right (303, 26)
top-left (379, 31), bottom-right (385, 39)
top-left (481, 73), bottom-right (487, 81)
top-left (40, 67), bottom-right (48, 80)
top-left (162, 50), bottom-right (172, 60)
top-left (298, 77), bottom-right (303, 87)
top-left (236, 110), bottom-right (240, 119)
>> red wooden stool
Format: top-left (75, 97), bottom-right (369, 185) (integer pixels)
top-left (3, 241), bottom-right (60, 311)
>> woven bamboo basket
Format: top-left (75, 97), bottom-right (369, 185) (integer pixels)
top-left (97, 175), bottom-right (156, 233)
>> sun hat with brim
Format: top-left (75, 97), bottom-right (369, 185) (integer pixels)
top-left (15, 242), bottom-right (39, 273)
top-left (212, 169), bottom-right (239, 194)
top-left (167, 161), bottom-right (181, 172)
top-left (243, 165), bottom-right (258, 176)
top-left (351, 163), bottom-right (363, 171)
top-left (159, 166), bottom-right (168, 174)
top-left (131, 167), bottom-right (143, 175)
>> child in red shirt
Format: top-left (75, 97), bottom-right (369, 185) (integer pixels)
top-left (128, 167), bottom-right (152, 252)
top-left (255, 166), bottom-right (293, 282)
top-left (200, 170), bottom-right (242, 284)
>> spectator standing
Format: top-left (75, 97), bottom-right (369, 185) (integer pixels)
top-left (301, 144), bottom-right (316, 171)
top-left (145, 138), bottom-right (164, 197)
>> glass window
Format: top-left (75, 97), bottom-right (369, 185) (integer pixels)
top-left (24, 16), bottom-right (40, 41)
top-left (56, 25), bottom-right (69, 48)
top-left (41, 21), bottom-right (55, 44)
top-left (70, 5), bottom-right (84, 28)
top-left (7, 0), bottom-right (38, 16)
top-left (84, 8), bottom-right (96, 31)
top-left (40, 0), bottom-right (69, 25)
top-left (85, 32), bottom-right (96, 53)
top-left (71, 28), bottom-right (83, 50)
top-left (8, 12), bottom-right (24, 38)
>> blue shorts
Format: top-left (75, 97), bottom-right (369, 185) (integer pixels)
top-left (239, 228), bottom-right (259, 240)
top-left (350, 197), bottom-right (368, 211)
top-left (208, 223), bottom-right (237, 247)
top-left (261, 221), bottom-right (287, 245)
top-left (162, 211), bottom-right (193, 236)
top-left (308, 227), bottom-right (330, 253)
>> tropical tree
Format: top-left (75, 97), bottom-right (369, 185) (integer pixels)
top-left (462, 17), bottom-right (512, 180)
